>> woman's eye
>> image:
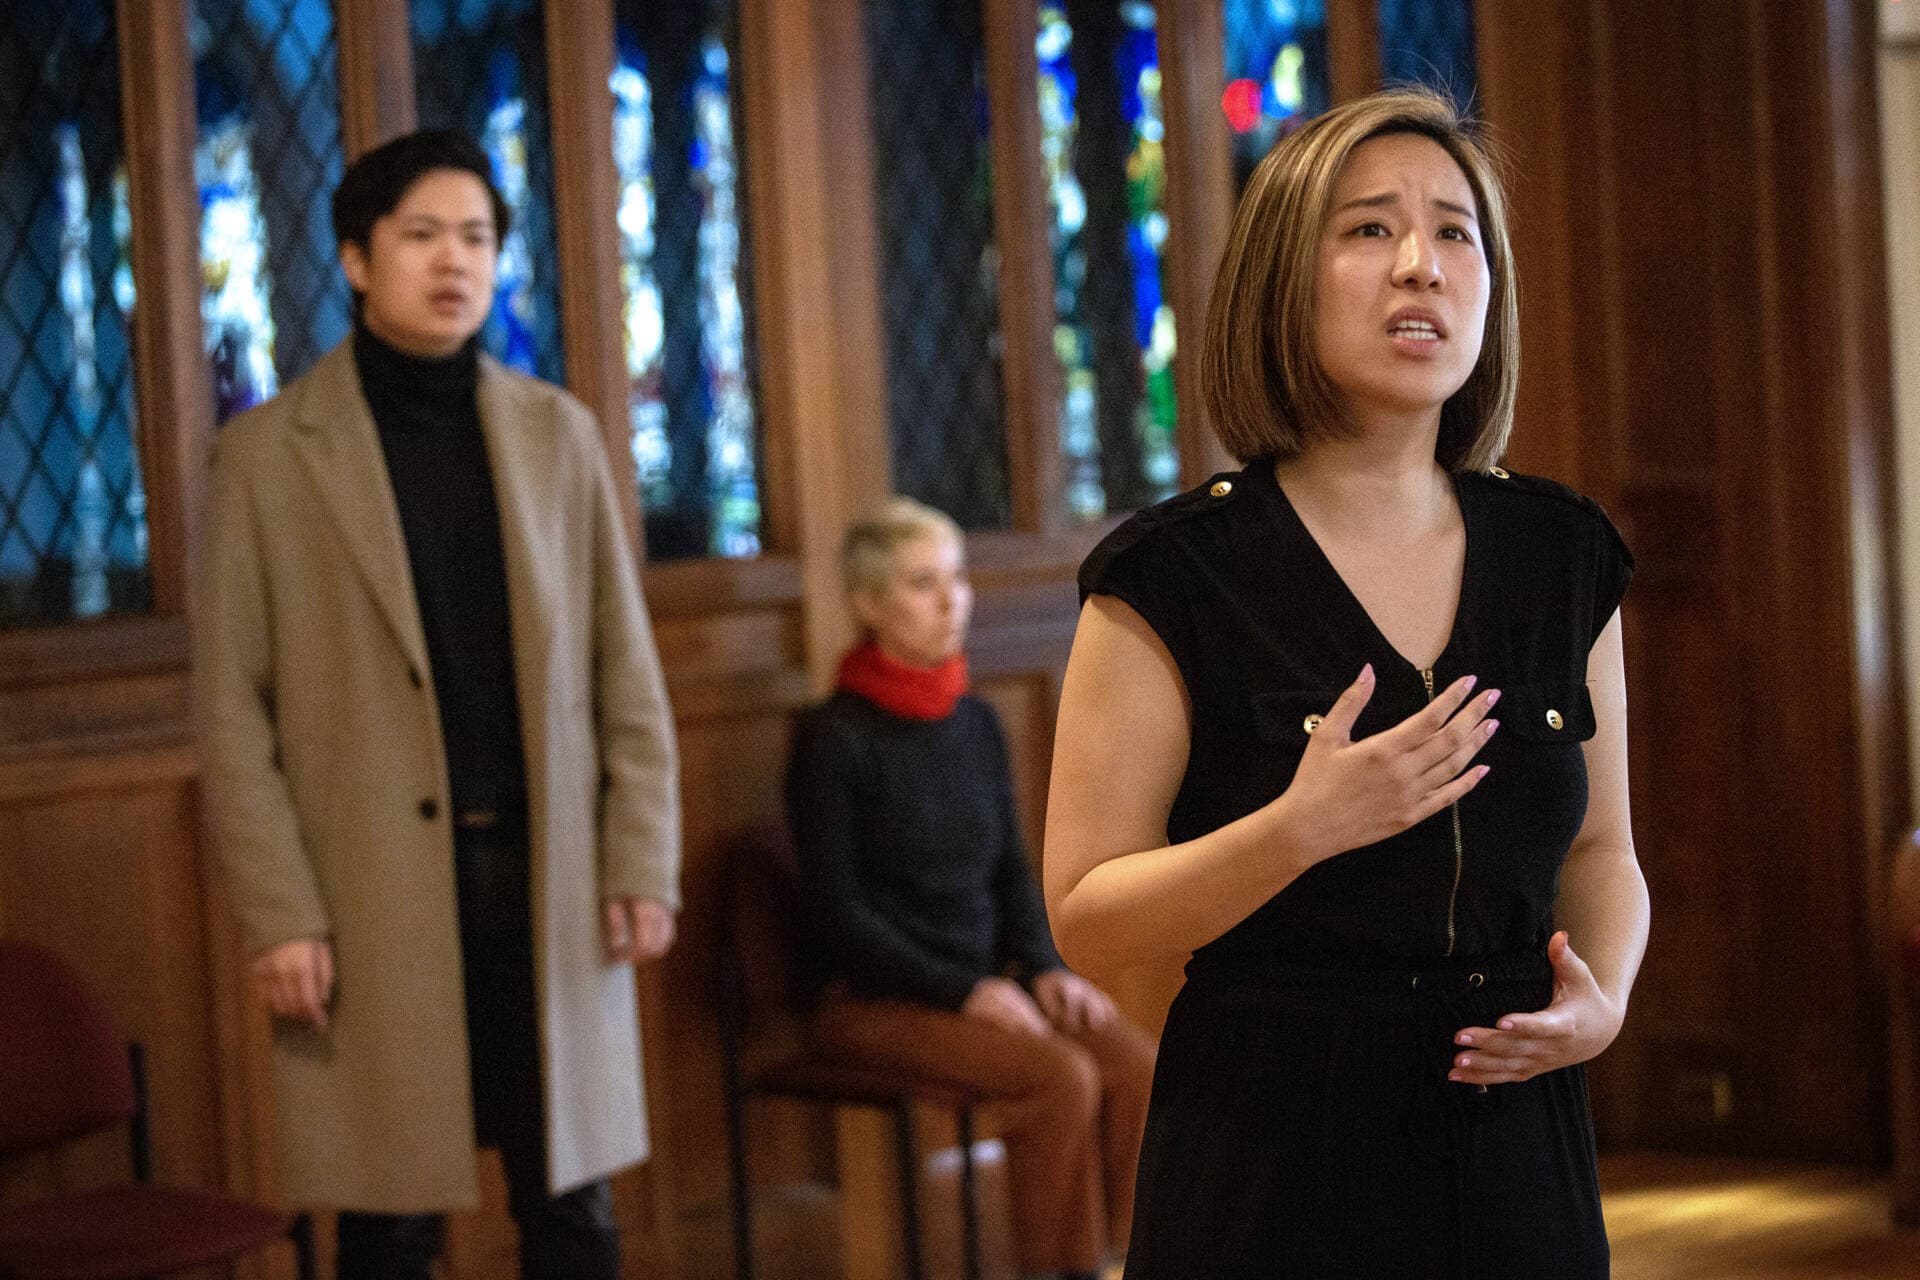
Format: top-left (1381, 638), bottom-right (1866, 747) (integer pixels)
top-left (1440, 225), bottom-right (1475, 243)
top-left (1352, 222), bottom-right (1390, 237)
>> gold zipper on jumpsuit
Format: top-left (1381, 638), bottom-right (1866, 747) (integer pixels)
top-left (1422, 667), bottom-right (1465, 956)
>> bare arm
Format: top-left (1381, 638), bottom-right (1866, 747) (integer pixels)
top-left (1043, 593), bottom-right (1495, 980)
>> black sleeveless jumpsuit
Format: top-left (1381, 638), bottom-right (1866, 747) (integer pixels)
top-left (1078, 461), bottom-right (1633, 1280)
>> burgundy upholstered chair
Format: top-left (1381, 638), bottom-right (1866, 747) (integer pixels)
top-left (0, 939), bottom-right (312, 1280)
top-left (716, 823), bottom-right (985, 1280)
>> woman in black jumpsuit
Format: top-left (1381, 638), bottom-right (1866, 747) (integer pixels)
top-left (1043, 87), bottom-right (1648, 1279)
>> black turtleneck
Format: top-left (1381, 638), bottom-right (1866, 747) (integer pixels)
top-left (354, 322), bottom-right (527, 817)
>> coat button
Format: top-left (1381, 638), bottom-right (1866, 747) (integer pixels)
top-left (1210, 480), bottom-right (1233, 497)
top-left (1489, 466), bottom-right (1512, 479)
top-left (1545, 709), bottom-right (1564, 730)
top-left (419, 798), bottom-right (439, 820)
top-left (408, 666), bottom-right (423, 689)
top-left (1303, 714), bottom-right (1324, 734)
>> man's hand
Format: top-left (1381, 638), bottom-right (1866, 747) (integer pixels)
top-left (961, 976), bottom-right (1052, 1036)
top-left (605, 896), bottom-right (676, 964)
top-left (251, 938), bottom-right (335, 1030)
top-left (1031, 968), bottom-right (1118, 1034)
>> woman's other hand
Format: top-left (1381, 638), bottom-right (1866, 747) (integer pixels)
top-left (963, 975), bottom-right (1053, 1036)
top-left (1278, 663), bottom-right (1499, 864)
top-left (1031, 968), bottom-right (1119, 1034)
top-left (251, 937), bottom-right (335, 1029)
top-left (1448, 931), bottom-right (1624, 1084)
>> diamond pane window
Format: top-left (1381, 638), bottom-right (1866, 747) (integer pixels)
top-left (193, 0), bottom-right (351, 423)
top-left (0, 2), bottom-right (151, 627)
top-left (1378, 0), bottom-right (1477, 107)
top-left (1040, 0), bottom-right (1179, 522)
top-left (864, 0), bottom-right (1009, 530)
top-left (613, 0), bottom-right (763, 561)
top-left (1221, 0), bottom-right (1330, 192)
top-left (410, 0), bottom-right (565, 383)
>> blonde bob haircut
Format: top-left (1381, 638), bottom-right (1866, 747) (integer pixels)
top-left (1201, 86), bottom-right (1518, 473)
top-left (841, 496), bottom-right (964, 598)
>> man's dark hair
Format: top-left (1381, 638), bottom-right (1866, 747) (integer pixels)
top-left (331, 129), bottom-right (511, 251)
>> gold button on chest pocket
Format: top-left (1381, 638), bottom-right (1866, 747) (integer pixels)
top-left (1303, 714), bottom-right (1324, 735)
top-left (1545, 709), bottom-right (1565, 731)
top-left (1210, 480), bottom-right (1234, 497)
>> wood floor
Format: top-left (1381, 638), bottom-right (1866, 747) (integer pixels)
top-left (1602, 1154), bottom-right (1920, 1280)
top-left (685, 1152), bottom-right (1920, 1279)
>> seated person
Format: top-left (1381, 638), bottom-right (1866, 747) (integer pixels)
top-left (788, 497), bottom-right (1155, 1280)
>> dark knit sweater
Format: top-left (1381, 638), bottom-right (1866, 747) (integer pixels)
top-left (355, 323), bottom-right (528, 815)
top-left (786, 690), bottom-right (1066, 1011)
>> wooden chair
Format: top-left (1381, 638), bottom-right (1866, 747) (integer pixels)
top-left (715, 824), bottom-right (984, 1280)
top-left (0, 938), bottom-right (315, 1280)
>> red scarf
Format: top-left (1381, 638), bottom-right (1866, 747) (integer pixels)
top-left (836, 640), bottom-right (969, 721)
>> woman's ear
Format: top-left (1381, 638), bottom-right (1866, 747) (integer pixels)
top-left (847, 588), bottom-right (882, 635)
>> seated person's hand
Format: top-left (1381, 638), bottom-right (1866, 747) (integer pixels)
top-left (1031, 968), bottom-right (1118, 1034)
top-left (962, 975), bottom-right (1052, 1036)
top-left (251, 937), bottom-right (334, 1030)
top-left (605, 896), bottom-right (676, 964)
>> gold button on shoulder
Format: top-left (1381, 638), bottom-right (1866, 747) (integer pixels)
top-left (1545, 709), bottom-right (1564, 730)
top-left (1209, 480), bottom-right (1234, 497)
top-left (1489, 466), bottom-right (1511, 480)
top-left (1303, 713), bottom-right (1324, 735)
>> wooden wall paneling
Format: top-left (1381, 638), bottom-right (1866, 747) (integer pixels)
top-left (739, 0), bottom-right (873, 689)
top-left (336, 0), bottom-right (418, 156)
top-left (1326, 0), bottom-right (1382, 104)
top-left (1157, 0), bottom-right (1238, 487)
top-left (983, 0), bottom-right (1063, 535)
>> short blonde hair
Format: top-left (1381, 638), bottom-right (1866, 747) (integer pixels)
top-left (841, 497), bottom-right (963, 597)
top-left (1201, 86), bottom-right (1518, 472)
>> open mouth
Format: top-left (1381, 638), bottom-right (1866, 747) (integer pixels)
top-left (1387, 312), bottom-right (1445, 342)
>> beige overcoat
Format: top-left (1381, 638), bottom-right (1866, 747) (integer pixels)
top-left (194, 342), bottom-right (680, 1212)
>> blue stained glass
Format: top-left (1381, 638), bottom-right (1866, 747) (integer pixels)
top-left (1378, 0), bottom-right (1477, 108)
top-left (0, 2), bottom-right (151, 626)
top-left (1221, 0), bottom-right (1330, 191)
top-left (613, 0), bottom-right (762, 561)
top-left (1040, 1), bottom-right (1178, 521)
top-left (192, 0), bottom-right (350, 423)
top-left (410, 0), bottom-right (565, 384)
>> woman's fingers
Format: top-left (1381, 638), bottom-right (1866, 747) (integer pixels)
top-left (1315, 664), bottom-right (1376, 743)
top-left (1407, 687), bottom-right (1501, 775)
top-left (1419, 715), bottom-right (1500, 789)
top-left (1410, 764), bottom-right (1490, 824)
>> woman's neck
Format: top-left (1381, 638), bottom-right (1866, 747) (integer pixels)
top-left (1274, 432), bottom-right (1454, 541)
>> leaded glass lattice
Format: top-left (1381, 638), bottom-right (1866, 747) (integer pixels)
top-left (0, 1), bottom-right (150, 627)
top-left (193, 0), bottom-right (351, 422)
top-left (1378, 0), bottom-right (1477, 108)
top-left (864, 0), bottom-right (1009, 530)
top-left (613, 0), bottom-right (763, 561)
top-left (1040, 0), bottom-right (1178, 522)
top-left (1221, 0), bottom-right (1330, 192)
top-left (411, 0), bottom-right (565, 384)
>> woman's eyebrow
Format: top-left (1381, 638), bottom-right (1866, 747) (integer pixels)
top-left (1332, 192), bottom-right (1479, 221)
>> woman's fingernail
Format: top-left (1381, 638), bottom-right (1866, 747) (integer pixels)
top-left (1498, 1020), bottom-right (1514, 1031)
top-left (1360, 663), bottom-right (1374, 681)
top-left (1458, 1033), bottom-right (1474, 1045)
top-left (1484, 720), bottom-right (1500, 737)
top-left (1486, 689), bottom-right (1501, 707)
top-left (1457, 1056), bottom-right (1472, 1068)
top-left (1448, 1072), bottom-right (1464, 1082)
top-left (1463, 674), bottom-right (1478, 693)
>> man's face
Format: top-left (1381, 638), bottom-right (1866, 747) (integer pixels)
top-left (340, 168), bottom-right (499, 357)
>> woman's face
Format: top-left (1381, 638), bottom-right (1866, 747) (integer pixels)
top-left (853, 530), bottom-right (973, 668)
top-left (1312, 133), bottom-right (1490, 429)
top-left (340, 168), bottom-right (499, 357)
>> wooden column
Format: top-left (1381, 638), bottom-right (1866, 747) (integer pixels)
top-left (336, 0), bottom-right (417, 155)
top-left (1326, 0), bottom-right (1381, 103)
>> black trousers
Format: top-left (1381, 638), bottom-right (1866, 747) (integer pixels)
top-left (336, 815), bottom-right (621, 1280)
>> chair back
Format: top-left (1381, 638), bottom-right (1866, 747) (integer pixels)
top-left (719, 824), bottom-right (814, 1033)
top-left (0, 939), bottom-right (137, 1157)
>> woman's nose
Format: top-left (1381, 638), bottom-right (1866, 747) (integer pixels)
top-left (1395, 231), bottom-right (1442, 289)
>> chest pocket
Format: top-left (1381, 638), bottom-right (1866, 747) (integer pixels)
top-left (1494, 682), bottom-right (1597, 743)
top-left (1248, 689), bottom-right (1396, 746)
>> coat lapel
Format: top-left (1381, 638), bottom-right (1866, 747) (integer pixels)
top-left (288, 344), bottom-right (429, 674)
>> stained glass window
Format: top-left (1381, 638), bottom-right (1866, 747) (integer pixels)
top-left (1039, 0), bottom-right (1179, 521)
top-left (864, 0), bottom-right (1009, 530)
top-left (192, 0), bottom-right (351, 423)
top-left (613, 0), bottom-right (762, 561)
top-left (410, 0), bottom-right (565, 384)
top-left (0, 2), bottom-right (150, 627)
top-left (1221, 0), bottom-right (1330, 192)
top-left (1378, 0), bottom-right (1477, 107)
